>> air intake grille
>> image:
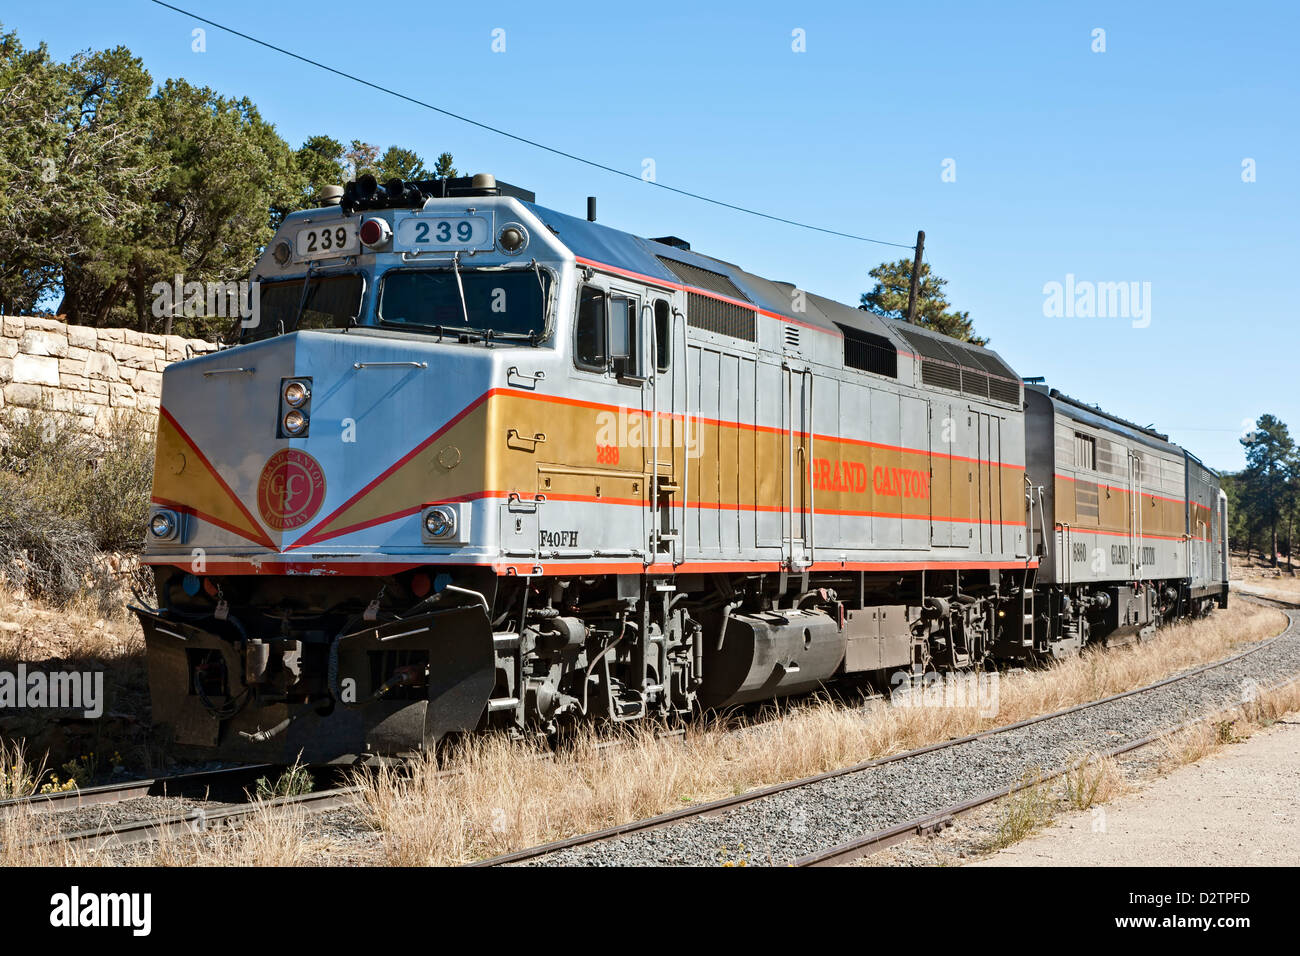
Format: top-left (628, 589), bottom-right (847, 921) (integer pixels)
top-left (836, 323), bottom-right (897, 378)
top-left (656, 257), bottom-right (749, 301)
top-left (898, 328), bottom-right (1020, 406)
top-left (920, 359), bottom-right (962, 391)
top-left (686, 292), bottom-right (756, 341)
top-left (989, 378), bottom-right (1021, 404)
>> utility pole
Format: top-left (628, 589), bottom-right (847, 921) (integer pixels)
top-left (905, 230), bottom-right (925, 324)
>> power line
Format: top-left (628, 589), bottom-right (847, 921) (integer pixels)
top-left (147, 0), bottom-right (916, 250)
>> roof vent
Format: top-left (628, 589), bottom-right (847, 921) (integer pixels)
top-left (317, 184), bottom-right (343, 207)
top-left (651, 236), bottom-right (691, 251)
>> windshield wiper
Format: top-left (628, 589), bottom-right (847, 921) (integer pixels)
top-left (451, 251), bottom-right (471, 329)
top-left (378, 321), bottom-right (493, 342)
top-left (290, 261), bottom-right (318, 335)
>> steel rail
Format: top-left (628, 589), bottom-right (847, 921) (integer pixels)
top-left (0, 763), bottom-right (277, 818)
top-left (474, 598), bottom-right (1295, 867)
top-left (30, 784), bottom-right (364, 852)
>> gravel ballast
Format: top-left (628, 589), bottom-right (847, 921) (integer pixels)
top-left (520, 608), bottom-right (1300, 867)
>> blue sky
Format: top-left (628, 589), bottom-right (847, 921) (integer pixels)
top-left (6, 0), bottom-right (1297, 471)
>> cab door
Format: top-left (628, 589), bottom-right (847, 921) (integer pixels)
top-left (783, 361), bottom-right (814, 569)
top-left (1128, 452), bottom-right (1144, 578)
top-left (644, 293), bottom-right (684, 564)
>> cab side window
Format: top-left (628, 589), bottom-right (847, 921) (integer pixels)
top-left (609, 294), bottom-right (640, 378)
top-left (575, 284), bottom-right (644, 381)
top-left (575, 285), bottom-right (607, 370)
top-left (654, 299), bottom-right (671, 373)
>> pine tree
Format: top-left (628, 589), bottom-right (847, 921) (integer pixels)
top-left (860, 258), bottom-right (986, 345)
top-left (1240, 414), bottom-right (1295, 566)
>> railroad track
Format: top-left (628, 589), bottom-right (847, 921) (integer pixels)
top-left (43, 784), bottom-right (363, 851)
top-left (478, 597), bottom-right (1300, 867)
top-left (2, 762), bottom-right (363, 852)
top-left (6, 723), bottom-right (693, 854)
top-left (0, 763), bottom-right (276, 818)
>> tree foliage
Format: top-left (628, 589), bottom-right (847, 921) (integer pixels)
top-left (0, 21), bottom-right (455, 336)
top-left (294, 134), bottom-right (346, 206)
top-left (860, 258), bottom-right (986, 345)
top-left (1234, 414), bottom-right (1298, 566)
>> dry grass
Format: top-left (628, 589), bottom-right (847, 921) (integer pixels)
top-left (987, 769), bottom-right (1055, 849)
top-left (0, 580), bottom-right (143, 665)
top-left (1158, 677), bottom-right (1300, 773)
top-left (0, 805), bottom-right (76, 866)
top-left (143, 804), bottom-right (320, 867)
top-left (0, 801), bottom-right (322, 868)
top-left (1236, 579), bottom-right (1300, 600)
top-left (1062, 753), bottom-right (1127, 811)
top-left (0, 738), bottom-right (45, 799)
top-left (356, 600), bottom-right (1286, 866)
top-left (1231, 549), bottom-right (1300, 596)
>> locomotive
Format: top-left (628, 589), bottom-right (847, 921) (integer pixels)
top-left (133, 173), bottom-right (1229, 762)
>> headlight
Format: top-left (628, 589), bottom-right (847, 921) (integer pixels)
top-left (284, 381), bottom-right (310, 407)
top-left (424, 507), bottom-right (456, 538)
top-left (496, 223), bottom-right (528, 255)
top-left (283, 409), bottom-right (307, 436)
top-left (149, 511), bottom-right (176, 539)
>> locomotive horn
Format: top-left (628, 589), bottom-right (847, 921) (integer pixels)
top-left (355, 173), bottom-right (381, 202)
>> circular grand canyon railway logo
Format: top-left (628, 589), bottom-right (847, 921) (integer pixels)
top-left (257, 449), bottom-right (326, 531)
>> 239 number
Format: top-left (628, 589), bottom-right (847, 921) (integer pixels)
top-left (296, 223), bottom-right (357, 258)
top-left (307, 226), bottom-right (348, 252)
top-left (413, 220), bottom-right (475, 244)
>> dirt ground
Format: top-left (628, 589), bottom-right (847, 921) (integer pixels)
top-left (972, 717), bottom-right (1299, 867)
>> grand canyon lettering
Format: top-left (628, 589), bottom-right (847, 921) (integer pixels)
top-left (810, 457), bottom-right (930, 499)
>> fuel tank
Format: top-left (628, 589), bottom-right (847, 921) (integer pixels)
top-left (699, 609), bottom-right (845, 708)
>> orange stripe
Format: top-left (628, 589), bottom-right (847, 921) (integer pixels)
top-left (1055, 473), bottom-right (1186, 505)
top-left (498, 558), bottom-right (1039, 577)
top-left (503, 387), bottom-right (1022, 469)
top-left (425, 489), bottom-right (1027, 526)
top-left (575, 255), bottom-right (929, 355)
top-left (143, 556), bottom-right (1038, 578)
top-left (1057, 525), bottom-right (1189, 542)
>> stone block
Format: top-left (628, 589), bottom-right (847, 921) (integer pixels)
top-left (12, 353), bottom-right (59, 386)
top-left (3, 383), bottom-right (43, 407)
top-left (67, 325), bottom-right (98, 349)
top-left (86, 352), bottom-right (121, 380)
top-left (19, 329), bottom-right (67, 358)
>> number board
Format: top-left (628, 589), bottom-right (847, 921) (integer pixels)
top-left (295, 223), bottom-right (358, 260)
top-left (394, 216), bottom-right (491, 252)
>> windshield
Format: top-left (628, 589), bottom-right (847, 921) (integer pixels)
top-left (378, 269), bottom-right (550, 339)
top-left (243, 274), bottom-right (364, 343)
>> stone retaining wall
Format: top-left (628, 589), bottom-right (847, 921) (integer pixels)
top-left (0, 316), bottom-right (216, 431)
